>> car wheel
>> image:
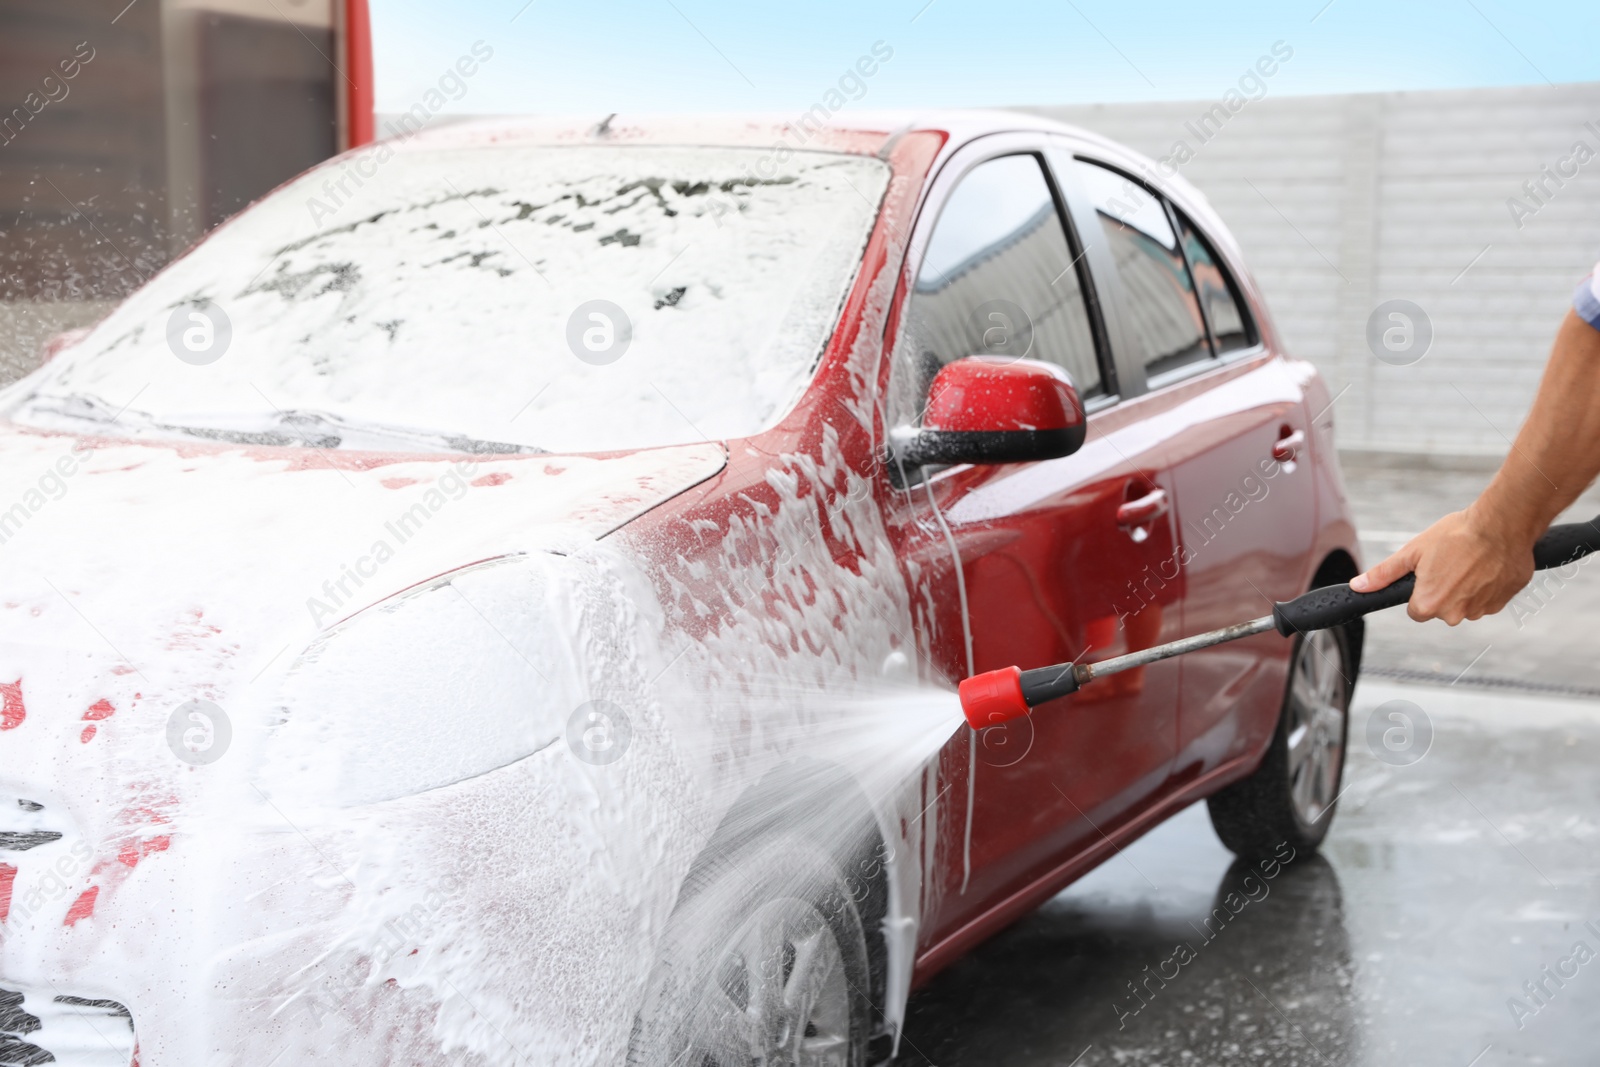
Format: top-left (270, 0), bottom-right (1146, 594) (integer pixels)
top-left (1207, 624), bottom-right (1353, 859)
top-left (628, 833), bottom-right (873, 1067)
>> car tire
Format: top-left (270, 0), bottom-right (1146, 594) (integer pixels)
top-left (627, 832), bottom-right (873, 1067)
top-left (1207, 624), bottom-right (1354, 860)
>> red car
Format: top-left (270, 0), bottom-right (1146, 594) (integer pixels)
top-left (0, 111), bottom-right (1359, 1066)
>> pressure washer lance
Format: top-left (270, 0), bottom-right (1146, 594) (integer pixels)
top-left (959, 517), bottom-right (1600, 731)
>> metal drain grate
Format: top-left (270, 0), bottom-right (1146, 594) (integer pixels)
top-left (1362, 664), bottom-right (1600, 701)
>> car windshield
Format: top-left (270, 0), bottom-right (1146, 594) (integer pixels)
top-left (6, 142), bottom-right (889, 453)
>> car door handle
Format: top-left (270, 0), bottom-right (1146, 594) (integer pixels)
top-left (1116, 487), bottom-right (1169, 527)
top-left (1272, 428), bottom-right (1305, 463)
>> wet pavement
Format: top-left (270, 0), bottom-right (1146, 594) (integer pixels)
top-left (901, 680), bottom-right (1600, 1066)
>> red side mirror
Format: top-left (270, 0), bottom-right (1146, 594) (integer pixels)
top-left (896, 356), bottom-right (1086, 470)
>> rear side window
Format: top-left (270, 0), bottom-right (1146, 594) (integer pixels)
top-left (1076, 160), bottom-right (1211, 378)
top-left (1175, 208), bottom-right (1256, 354)
top-left (898, 153), bottom-right (1104, 419)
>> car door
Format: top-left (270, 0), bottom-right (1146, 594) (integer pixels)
top-left (881, 139), bottom-right (1185, 946)
top-left (1068, 156), bottom-right (1317, 782)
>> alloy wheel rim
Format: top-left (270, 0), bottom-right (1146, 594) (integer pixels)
top-left (681, 896), bottom-right (852, 1067)
top-left (1285, 628), bottom-right (1347, 827)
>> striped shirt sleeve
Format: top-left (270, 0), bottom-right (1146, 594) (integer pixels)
top-left (1576, 263), bottom-right (1600, 330)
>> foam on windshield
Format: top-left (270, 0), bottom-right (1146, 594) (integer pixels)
top-left (12, 144), bottom-right (890, 454)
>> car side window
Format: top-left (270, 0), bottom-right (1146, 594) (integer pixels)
top-left (1075, 159), bottom-right (1212, 379)
top-left (895, 153), bottom-right (1103, 424)
top-left (1174, 207), bottom-right (1257, 355)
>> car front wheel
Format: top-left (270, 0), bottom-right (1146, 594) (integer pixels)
top-left (628, 833), bottom-right (872, 1067)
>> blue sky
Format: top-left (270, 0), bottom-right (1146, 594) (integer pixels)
top-left (370, 0), bottom-right (1597, 116)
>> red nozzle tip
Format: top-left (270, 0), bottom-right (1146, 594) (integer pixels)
top-left (958, 666), bottom-right (1030, 730)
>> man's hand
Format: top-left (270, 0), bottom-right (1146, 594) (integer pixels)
top-left (1350, 506), bottom-right (1535, 625)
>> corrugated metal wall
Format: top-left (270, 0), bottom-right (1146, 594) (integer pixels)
top-left (1032, 82), bottom-right (1600, 457)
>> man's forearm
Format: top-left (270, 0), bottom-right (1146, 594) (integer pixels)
top-left (1474, 310), bottom-right (1600, 550)
top-left (1351, 278), bottom-right (1600, 622)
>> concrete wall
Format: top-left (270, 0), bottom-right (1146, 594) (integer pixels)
top-left (1032, 82), bottom-right (1600, 458)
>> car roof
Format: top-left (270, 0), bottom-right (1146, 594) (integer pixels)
top-left (392, 108), bottom-right (1106, 158)
top-left (390, 109), bottom-right (1216, 223)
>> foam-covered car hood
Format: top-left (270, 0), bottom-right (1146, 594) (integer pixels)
top-left (0, 428), bottom-right (724, 717)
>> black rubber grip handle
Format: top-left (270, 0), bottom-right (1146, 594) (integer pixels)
top-left (1272, 576), bottom-right (1416, 635)
top-left (1532, 517), bottom-right (1600, 569)
top-left (1273, 516), bottom-right (1600, 636)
